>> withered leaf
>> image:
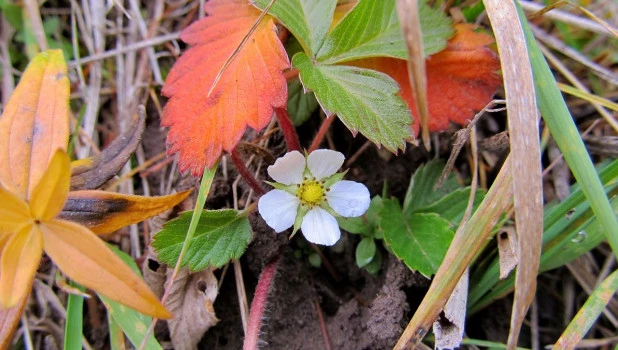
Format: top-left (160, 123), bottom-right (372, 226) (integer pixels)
top-left (58, 190), bottom-right (191, 234)
top-left (70, 107), bottom-right (146, 190)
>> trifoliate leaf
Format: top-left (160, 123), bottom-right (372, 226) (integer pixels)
top-left (153, 210), bottom-right (252, 270)
top-left (403, 160), bottom-right (460, 213)
top-left (293, 52), bottom-right (414, 152)
top-left (417, 188), bottom-right (485, 226)
top-left (252, 0), bottom-right (336, 57)
top-left (356, 237), bottom-right (376, 268)
top-left (317, 0), bottom-right (453, 64)
top-left (381, 198), bottom-right (454, 277)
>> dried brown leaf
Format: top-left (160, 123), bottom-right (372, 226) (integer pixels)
top-left (498, 227), bottom-right (518, 279)
top-left (484, 1), bottom-right (543, 348)
top-left (166, 268), bottom-right (219, 350)
top-left (70, 107), bottom-right (146, 191)
top-left (433, 270), bottom-right (468, 350)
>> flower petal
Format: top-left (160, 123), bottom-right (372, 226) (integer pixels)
top-left (258, 190), bottom-right (300, 232)
top-left (0, 184), bottom-right (31, 232)
top-left (267, 151), bottom-right (305, 185)
top-left (307, 149), bottom-right (344, 180)
top-left (301, 207), bottom-right (341, 246)
top-left (41, 219), bottom-right (172, 319)
top-left (327, 180), bottom-right (371, 217)
top-left (30, 150), bottom-right (70, 221)
top-left (0, 225), bottom-right (43, 308)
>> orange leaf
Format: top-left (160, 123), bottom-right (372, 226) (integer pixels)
top-left (58, 190), bottom-right (191, 234)
top-left (0, 295), bottom-right (29, 350)
top-left (30, 150), bottom-right (71, 221)
top-left (353, 24), bottom-right (502, 133)
top-left (0, 184), bottom-right (30, 232)
top-left (0, 50), bottom-right (69, 199)
top-left (0, 225), bottom-right (43, 307)
top-left (162, 0), bottom-right (289, 176)
top-left (40, 220), bottom-right (172, 319)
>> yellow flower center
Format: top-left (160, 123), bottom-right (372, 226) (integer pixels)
top-left (298, 179), bottom-right (325, 206)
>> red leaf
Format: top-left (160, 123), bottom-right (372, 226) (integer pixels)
top-left (354, 24), bottom-right (502, 133)
top-left (162, 0), bottom-right (289, 175)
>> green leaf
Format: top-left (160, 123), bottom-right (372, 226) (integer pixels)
top-left (64, 281), bottom-right (85, 350)
top-left (100, 245), bottom-right (163, 350)
top-left (417, 188), bottom-right (485, 226)
top-left (287, 78), bottom-right (319, 126)
top-left (381, 198), bottom-right (454, 277)
top-left (153, 209), bottom-right (252, 270)
top-left (293, 52), bottom-right (413, 152)
top-left (0, 1), bottom-right (22, 31)
top-left (365, 248), bottom-right (382, 275)
top-left (403, 160), bottom-right (460, 213)
top-left (317, 0), bottom-right (453, 64)
top-left (308, 252), bottom-right (322, 267)
top-left (356, 237), bottom-right (377, 268)
top-left (252, 0), bottom-right (336, 56)
top-left (337, 215), bottom-right (370, 235)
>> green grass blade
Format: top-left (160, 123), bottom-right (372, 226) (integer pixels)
top-left (554, 269), bottom-right (618, 348)
top-left (64, 281), bottom-right (85, 350)
top-left (517, 3), bottom-right (618, 257)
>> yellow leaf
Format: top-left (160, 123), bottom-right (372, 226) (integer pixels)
top-left (41, 220), bottom-right (172, 319)
top-left (29, 150), bottom-right (70, 221)
top-left (0, 185), bottom-right (30, 232)
top-left (0, 50), bottom-right (69, 199)
top-left (59, 190), bottom-right (192, 234)
top-left (0, 225), bottom-right (43, 307)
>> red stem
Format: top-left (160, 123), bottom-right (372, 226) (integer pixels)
top-left (231, 148), bottom-right (265, 196)
top-left (275, 107), bottom-right (302, 152)
top-left (309, 115), bottom-right (336, 153)
top-left (243, 255), bottom-right (281, 350)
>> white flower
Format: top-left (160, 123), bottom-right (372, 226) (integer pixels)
top-left (258, 149), bottom-right (370, 246)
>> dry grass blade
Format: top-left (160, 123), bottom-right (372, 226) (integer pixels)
top-left (395, 0), bottom-right (429, 149)
top-left (484, 1), bottom-right (543, 349)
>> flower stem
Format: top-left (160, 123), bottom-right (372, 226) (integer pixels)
top-left (275, 107), bottom-right (301, 152)
top-left (231, 148), bottom-right (265, 196)
top-left (243, 255), bottom-right (281, 350)
top-left (309, 115), bottom-right (336, 153)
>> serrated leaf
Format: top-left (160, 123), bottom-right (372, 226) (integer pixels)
top-left (403, 160), bottom-right (460, 213)
top-left (293, 52), bottom-right (414, 152)
top-left (317, 0), bottom-right (453, 64)
top-left (381, 199), bottom-right (454, 277)
top-left (153, 210), bottom-right (252, 270)
top-left (356, 237), bottom-right (376, 268)
top-left (162, 0), bottom-right (289, 175)
top-left (416, 188), bottom-right (485, 226)
top-left (287, 79), bottom-right (319, 126)
top-left (99, 245), bottom-right (163, 350)
top-left (252, 0), bottom-right (336, 57)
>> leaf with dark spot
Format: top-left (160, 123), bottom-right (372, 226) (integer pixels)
top-left (70, 107), bottom-right (146, 190)
top-left (59, 190), bottom-right (191, 234)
